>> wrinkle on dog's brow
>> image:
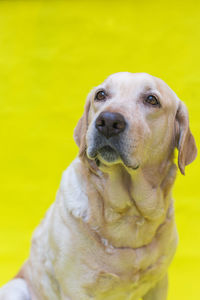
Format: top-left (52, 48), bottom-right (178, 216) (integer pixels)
top-left (138, 87), bottom-right (155, 97)
top-left (139, 87), bottom-right (161, 100)
top-left (142, 85), bottom-right (155, 92)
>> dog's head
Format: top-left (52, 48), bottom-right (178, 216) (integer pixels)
top-left (74, 72), bottom-right (197, 174)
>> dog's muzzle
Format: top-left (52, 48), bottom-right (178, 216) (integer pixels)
top-left (87, 111), bottom-right (139, 170)
top-left (87, 111), bottom-right (127, 163)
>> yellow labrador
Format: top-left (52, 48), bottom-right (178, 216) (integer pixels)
top-left (0, 72), bottom-right (197, 300)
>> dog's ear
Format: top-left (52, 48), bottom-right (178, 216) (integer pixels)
top-left (74, 95), bottom-right (91, 156)
top-left (175, 101), bottom-right (197, 175)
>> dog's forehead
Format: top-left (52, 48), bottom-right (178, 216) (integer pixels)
top-left (102, 72), bottom-right (157, 91)
top-left (98, 72), bottom-right (178, 108)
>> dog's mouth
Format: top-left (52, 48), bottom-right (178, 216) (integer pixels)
top-left (87, 144), bottom-right (139, 170)
top-left (97, 145), bottom-right (120, 163)
top-left (87, 144), bottom-right (119, 162)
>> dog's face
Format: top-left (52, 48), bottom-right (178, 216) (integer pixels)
top-left (74, 72), bottom-right (197, 174)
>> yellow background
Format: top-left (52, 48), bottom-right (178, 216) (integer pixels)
top-left (0, 1), bottom-right (199, 299)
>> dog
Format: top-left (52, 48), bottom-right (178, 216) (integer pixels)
top-left (0, 72), bottom-right (197, 300)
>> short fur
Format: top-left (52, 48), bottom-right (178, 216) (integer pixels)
top-left (0, 72), bottom-right (197, 300)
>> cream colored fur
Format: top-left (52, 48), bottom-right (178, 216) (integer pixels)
top-left (0, 73), bottom-right (197, 300)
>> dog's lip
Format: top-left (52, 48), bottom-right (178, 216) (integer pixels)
top-left (87, 145), bottom-right (140, 170)
top-left (126, 164), bottom-right (140, 170)
top-left (87, 145), bottom-right (117, 159)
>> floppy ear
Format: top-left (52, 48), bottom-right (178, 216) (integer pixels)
top-left (175, 101), bottom-right (197, 175)
top-left (74, 95), bottom-right (91, 156)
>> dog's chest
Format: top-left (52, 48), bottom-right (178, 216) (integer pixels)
top-left (59, 222), bottom-right (177, 300)
top-left (79, 242), bottom-right (172, 300)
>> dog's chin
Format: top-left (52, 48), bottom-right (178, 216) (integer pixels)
top-left (97, 146), bottom-right (120, 164)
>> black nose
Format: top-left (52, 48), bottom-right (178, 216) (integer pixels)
top-left (95, 111), bottom-right (126, 139)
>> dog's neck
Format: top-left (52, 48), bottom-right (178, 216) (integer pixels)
top-left (79, 155), bottom-right (177, 249)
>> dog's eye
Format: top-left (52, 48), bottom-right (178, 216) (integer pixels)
top-left (145, 95), bottom-right (160, 107)
top-left (95, 90), bottom-right (107, 101)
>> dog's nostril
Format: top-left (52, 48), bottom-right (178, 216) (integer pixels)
top-left (113, 122), bottom-right (118, 129)
top-left (113, 121), bottom-right (125, 130)
top-left (101, 119), bottom-right (105, 127)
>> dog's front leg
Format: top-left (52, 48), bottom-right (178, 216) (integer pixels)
top-left (0, 278), bottom-right (31, 300)
top-left (142, 274), bottom-right (168, 300)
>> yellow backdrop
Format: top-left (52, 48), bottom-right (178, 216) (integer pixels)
top-left (0, 1), bottom-right (199, 299)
